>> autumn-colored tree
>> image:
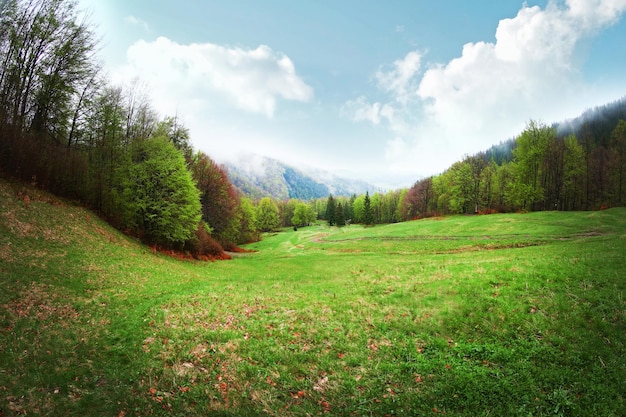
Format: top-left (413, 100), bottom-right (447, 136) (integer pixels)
top-left (404, 177), bottom-right (434, 219)
top-left (190, 151), bottom-right (241, 247)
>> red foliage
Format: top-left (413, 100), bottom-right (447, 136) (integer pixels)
top-left (478, 208), bottom-right (499, 215)
top-left (184, 222), bottom-right (231, 260)
top-left (191, 152), bottom-right (240, 245)
top-left (149, 222), bottom-right (234, 262)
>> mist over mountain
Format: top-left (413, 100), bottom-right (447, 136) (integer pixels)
top-left (224, 155), bottom-right (377, 200)
top-left (556, 97), bottom-right (626, 146)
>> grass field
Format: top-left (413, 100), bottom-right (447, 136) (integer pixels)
top-left (1, 178), bottom-right (625, 416)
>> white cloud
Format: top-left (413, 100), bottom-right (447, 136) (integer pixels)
top-left (375, 51), bottom-right (422, 104)
top-left (340, 96), bottom-right (394, 125)
top-left (340, 51), bottom-right (421, 129)
top-left (113, 37), bottom-right (313, 118)
top-left (124, 15), bottom-right (150, 33)
top-left (344, 0), bottom-right (626, 179)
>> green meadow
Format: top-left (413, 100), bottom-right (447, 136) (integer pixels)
top-left (1, 179), bottom-right (624, 416)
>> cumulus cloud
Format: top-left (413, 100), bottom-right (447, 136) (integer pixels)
top-left (344, 0), bottom-right (626, 178)
top-left (113, 37), bottom-right (313, 118)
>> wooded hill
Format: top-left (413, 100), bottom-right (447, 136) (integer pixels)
top-left (400, 97), bottom-right (626, 217)
top-left (225, 155), bottom-right (375, 200)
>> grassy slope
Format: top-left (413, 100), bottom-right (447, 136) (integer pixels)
top-left (0, 178), bottom-right (624, 416)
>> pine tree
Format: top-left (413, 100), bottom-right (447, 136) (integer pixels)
top-left (336, 202), bottom-right (345, 226)
top-left (363, 191), bottom-right (373, 225)
top-left (325, 194), bottom-right (336, 226)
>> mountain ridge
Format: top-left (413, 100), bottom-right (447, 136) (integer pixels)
top-left (224, 155), bottom-right (377, 200)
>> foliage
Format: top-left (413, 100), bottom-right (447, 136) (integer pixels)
top-left (190, 151), bottom-right (241, 247)
top-left (185, 221), bottom-right (227, 259)
top-left (0, 0), bottom-right (98, 136)
top-left (236, 197), bottom-right (260, 243)
top-left (335, 202), bottom-right (345, 226)
top-left (292, 202), bottom-right (316, 227)
top-left (154, 116), bottom-right (192, 161)
top-left (325, 194), bottom-right (336, 225)
top-left (363, 191), bottom-right (373, 225)
top-left (256, 197), bottom-right (280, 232)
top-left (352, 194), bottom-right (365, 223)
top-left (117, 136), bottom-right (201, 246)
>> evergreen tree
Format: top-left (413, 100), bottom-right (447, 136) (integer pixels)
top-left (336, 202), bottom-right (345, 226)
top-left (325, 194), bottom-right (336, 226)
top-left (363, 191), bottom-right (373, 225)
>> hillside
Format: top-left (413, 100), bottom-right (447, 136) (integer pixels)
top-left (480, 96), bottom-right (626, 166)
top-left (1, 175), bottom-right (625, 416)
top-left (225, 154), bottom-right (376, 200)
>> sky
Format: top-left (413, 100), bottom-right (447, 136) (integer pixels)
top-left (78, 0), bottom-right (626, 188)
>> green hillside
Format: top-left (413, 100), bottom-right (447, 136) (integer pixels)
top-left (1, 177), bottom-right (625, 416)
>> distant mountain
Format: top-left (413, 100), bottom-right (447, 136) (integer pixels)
top-left (225, 155), bottom-right (376, 200)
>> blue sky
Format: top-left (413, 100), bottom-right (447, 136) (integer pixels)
top-left (79, 0), bottom-right (626, 188)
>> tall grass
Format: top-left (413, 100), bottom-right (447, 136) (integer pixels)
top-left (1, 178), bottom-right (624, 416)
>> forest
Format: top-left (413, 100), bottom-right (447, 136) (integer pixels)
top-left (1, 0), bottom-right (625, 255)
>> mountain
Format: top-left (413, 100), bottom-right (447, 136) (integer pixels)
top-left (224, 154), bottom-right (376, 200)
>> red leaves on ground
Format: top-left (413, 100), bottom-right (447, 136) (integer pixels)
top-left (151, 246), bottom-right (232, 262)
top-left (319, 399), bottom-right (331, 413)
top-left (290, 390), bottom-right (306, 399)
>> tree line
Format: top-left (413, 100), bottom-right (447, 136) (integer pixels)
top-left (0, 0), bottom-right (266, 256)
top-left (403, 116), bottom-right (626, 217)
top-left (312, 109), bottom-right (626, 226)
top-left (1, 0), bottom-right (623, 249)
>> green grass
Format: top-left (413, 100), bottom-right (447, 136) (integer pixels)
top-left (1, 178), bottom-right (625, 416)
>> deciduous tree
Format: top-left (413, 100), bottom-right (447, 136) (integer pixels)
top-left (256, 197), bottom-right (280, 232)
top-left (190, 151), bottom-right (240, 247)
top-left (118, 136), bottom-right (201, 247)
top-left (292, 202), bottom-right (316, 227)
